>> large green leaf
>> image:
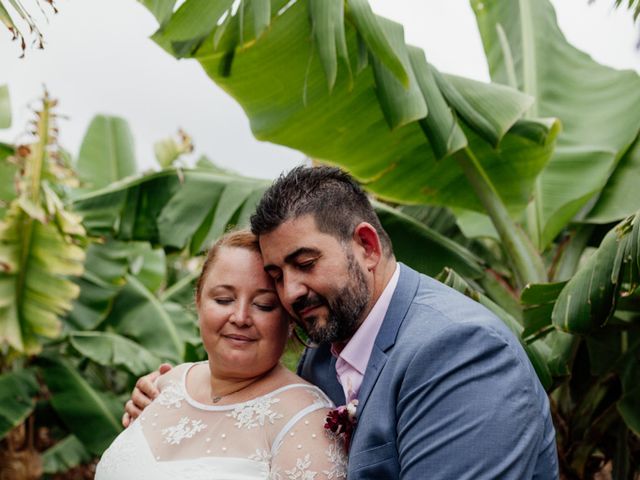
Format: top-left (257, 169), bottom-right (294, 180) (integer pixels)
top-left (0, 201), bottom-right (85, 353)
top-left (76, 115), bottom-right (137, 191)
top-left (473, 0), bottom-right (640, 248)
top-left (69, 331), bottom-right (161, 376)
top-left (73, 169), bottom-right (269, 253)
top-left (0, 143), bottom-right (16, 218)
top-left (309, 0), bottom-right (349, 92)
top-left (552, 211), bottom-right (640, 333)
top-left (0, 368), bottom-right (39, 439)
top-left (66, 240), bottom-right (131, 331)
top-left (374, 201), bottom-right (484, 279)
top-left (618, 356), bottom-right (640, 435)
top-left (107, 274), bottom-right (195, 363)
top-left (37, 354), bottom-right (122, 455)
top-left (586, 134), bottom-right (640, 224)
top-left (127, 242), bottom-right (166, 292)
top-left (42, 435), bottom-right (92, 475)
top-left (150, 0), bottom-right (234, 57)
top-left (0, 84), bottom-right (10, 128)
top-left (137, 0), bottom-right (177, 26)
top-left (142, 0), bottom-right (557, 216)
top-left (74, 168), bottom-right (486, 280)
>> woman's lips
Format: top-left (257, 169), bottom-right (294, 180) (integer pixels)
top-left (223, 334), bottom-right (255, 342)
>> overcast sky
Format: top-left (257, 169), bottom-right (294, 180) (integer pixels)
top-left (1, 0), bottom-right (639, 179)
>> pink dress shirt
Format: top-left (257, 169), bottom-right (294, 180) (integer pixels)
top-left (331, 265), bottom-right (400, 403)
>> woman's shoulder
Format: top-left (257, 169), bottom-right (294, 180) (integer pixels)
top-left (155, 362), bottom-right (193, 391)
top-left (264, 368), bottom-right (334, 413)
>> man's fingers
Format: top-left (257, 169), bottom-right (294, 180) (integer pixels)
top-left (122, 411), bottom-right (130, 428)
top-left (131, 384), bottom-right (155, 410)
top-left (124, 400), bottom-right (142, 424)
top-left (135, 373), bottom-right (160, 401)
top-left (158, 363), bottom-right (173, 375)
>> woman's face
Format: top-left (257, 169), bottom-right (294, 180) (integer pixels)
top-left (197, 246), bottom-right (289, 379)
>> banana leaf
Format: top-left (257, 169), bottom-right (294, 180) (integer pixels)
top-left (42, 435), bottom-right (92, 475)
top-left (69, 331), bottom-right (161, 376)
top-left (0, 142), bottom-right (16, 218)
top-left (73, 169), bottom-right (269, 253)
top-left (141, 0), bottom-right (558, 217)
top-left (587, 134), bottom-right (640, 224)
top-left (473, 0), bottom-right (640, 248)
top-left (137, 0), bottom-right (177, 26)
top-left (37, 353), bottom-right (123, 455)
top-left (0, 368), bottom-right (39, 439)
top-left (0, 96), bottom-right (86, 354)
top-left (76, 115), bottom-right (137, 191)
top-left (65, 240), bottom-right (132, 331)
top-left (553, 211), bottom-right (640, 333)
top-left (0, 84), bottom-right (10, 128)
top-left (106, 274), bottom-right (198, 364)
top-left (74, 168), bottom-right (485, 279)
top-left (0, 201), bottom-right (85, 353)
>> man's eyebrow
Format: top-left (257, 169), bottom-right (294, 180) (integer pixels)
top-left (263, 247), bottom-right (320, 273)
top-left (284, 247), bottom-right (320, 264)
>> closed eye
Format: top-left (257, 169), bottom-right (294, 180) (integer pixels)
top-left (255, 303), bottom-right (277, 312)
top-left (215, 298), bottom-right (233, 305)
top-left (297, 259), bottom-right (316, 270)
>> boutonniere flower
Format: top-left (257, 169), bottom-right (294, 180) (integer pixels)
top-left (324, 399), bottom-right (358, 452)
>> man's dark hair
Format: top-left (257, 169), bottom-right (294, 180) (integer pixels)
top-left (250, 166), bottom-right (393, 255)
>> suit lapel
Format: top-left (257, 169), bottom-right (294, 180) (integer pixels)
top-left (355, 264), bottom-right (420, 417)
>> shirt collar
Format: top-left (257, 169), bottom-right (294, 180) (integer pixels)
top-left (331, 264), bottom-right (400, 374)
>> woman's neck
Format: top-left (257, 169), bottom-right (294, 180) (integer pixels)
top-left (206, 362), bottom-right (282, 403)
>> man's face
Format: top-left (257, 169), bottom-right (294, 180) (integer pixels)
top-left (259, 215), bottom-right (371, 344)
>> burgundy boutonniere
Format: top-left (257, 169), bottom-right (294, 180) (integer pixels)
top-left (324, 399), bottom-right (358, 452)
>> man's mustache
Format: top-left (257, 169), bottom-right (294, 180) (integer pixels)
top-left (292, 294), bottom-right (326, 318)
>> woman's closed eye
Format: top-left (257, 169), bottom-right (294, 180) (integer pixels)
top-left (214, 297), bottom-right (234, 305)
top-left (254, 303), bottom-right (277, 312)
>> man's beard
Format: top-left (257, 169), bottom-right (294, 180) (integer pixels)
top-left (293, 253), bottom-right (370, 344)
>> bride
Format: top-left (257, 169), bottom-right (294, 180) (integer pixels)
top-left (95, 230), bottom-right (347, 479)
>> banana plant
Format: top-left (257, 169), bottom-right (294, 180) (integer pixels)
top-left (142, 0), bottom-right (565, 288)
top-left (0, 107), bottom-right (202, 475)
top-left (0, 89), bottom-right (86, 357)
top-left (137, 0), bottom-right (640, 476)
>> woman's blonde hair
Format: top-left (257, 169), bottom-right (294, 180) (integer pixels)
top-left (195, 229), bottom-right (260, 305)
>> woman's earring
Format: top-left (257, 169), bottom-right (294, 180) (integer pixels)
top-left (288, 323), bottom-right (295, 337)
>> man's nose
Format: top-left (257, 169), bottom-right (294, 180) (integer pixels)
top-left (282, 271), bottom-right (308, 310)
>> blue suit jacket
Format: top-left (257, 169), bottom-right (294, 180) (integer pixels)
top-left (298, 264), bottom-right (558, 479)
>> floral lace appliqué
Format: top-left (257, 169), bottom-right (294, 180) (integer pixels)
top-left (284, 454), bottom-right (317, 480)
top-left (249, 448), bottom-right (272, 463)
top-left (157, 380), bottom-right (184, 409)
top-left (162, 417), bottom-right (207, 445)
top-left (323, 439), bottom-right (348, 479)
top-left (227, 396), bottom-right (284, 429)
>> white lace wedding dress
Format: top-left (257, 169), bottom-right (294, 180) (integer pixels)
top-left (95, 363), bottom-right (347, 480)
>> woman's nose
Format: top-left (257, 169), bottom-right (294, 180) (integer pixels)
top-left (230, 301), bottom-right (251, 326)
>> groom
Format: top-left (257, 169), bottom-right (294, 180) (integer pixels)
top-left (126, 166), bottom-right (559, 479)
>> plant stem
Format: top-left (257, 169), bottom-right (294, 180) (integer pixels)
top-left (454, 147), bottom-right (547, 287)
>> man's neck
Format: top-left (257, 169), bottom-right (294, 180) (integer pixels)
top-left (351, 256), bottom-right (398, 336)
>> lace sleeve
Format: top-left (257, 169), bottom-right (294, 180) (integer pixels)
top-left (270, 407), bottom-right (347, 480)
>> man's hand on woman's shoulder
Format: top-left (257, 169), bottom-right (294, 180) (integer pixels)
top-left (122, 363), bottom-right (173, 428)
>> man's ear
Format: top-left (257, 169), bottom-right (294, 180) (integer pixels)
top-left (353, 222), bottom-right (382, 271)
